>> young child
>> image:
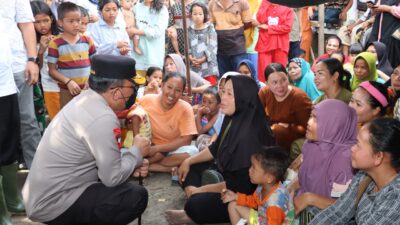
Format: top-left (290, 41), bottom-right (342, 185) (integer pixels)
top-left (136, 67), bottom-right (163, 100)
top-left (48, 2), bottom-right (96, 107)
top-left (194, 86), bottom-right (220, 151)
top-left (188, 2), bottom-right (219, 85)
top-left (120, 0), bottom-right (142, 55)
top-left (255, 0), bottom-right (293, 82)
top-left (31, 1), bottom-right (61, 120)
top-left (343, 43), bottom-right (363, 74)
top-left (78, 6), bottom-right (90, 35)
top-left (222, 146), bottom-right (294, 225)
top-left (122, 105), bottom-right (152, 150)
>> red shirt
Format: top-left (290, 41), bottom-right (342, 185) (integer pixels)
top-left (255, 1), bottom-right (293, 53)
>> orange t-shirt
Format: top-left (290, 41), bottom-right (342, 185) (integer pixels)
top-left (139, 94), bottom-right (198, 145)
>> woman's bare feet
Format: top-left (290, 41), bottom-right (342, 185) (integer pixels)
top-left (165, 209), bottom-right (192, 225)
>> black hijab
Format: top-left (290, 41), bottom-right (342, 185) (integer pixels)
top-left (209, 76), bottom-right (275, 173)
top-left (369, 41), bottom-right (394, 76)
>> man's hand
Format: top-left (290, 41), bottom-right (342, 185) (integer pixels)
top-left (25, 61), bottom-right (39, 85)
top-left (134, 134), bottom-right (150, 157)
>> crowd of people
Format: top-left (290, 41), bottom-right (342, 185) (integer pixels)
top-left (1, 0), bottom-right (400, 225)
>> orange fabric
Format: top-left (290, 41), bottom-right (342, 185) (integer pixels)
top-left (300, 7), bottom-right (312, 62)
top-left (266, 206), bottom-right (286, 225)
top-left (43, 91), bottom-right (61, 120)
top-left (258, 86), bottom-right (312, 150)
top-left (208, 0), bottom-right (252, 30)
top-left (237, 184), bottom-right (285, 225)
top-left (139, 94), bottom-right (197, 145)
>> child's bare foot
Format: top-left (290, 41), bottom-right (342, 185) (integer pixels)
top-left (134, 46), bottom-right (142, 55)
top-left (165, 209), bottom-right (192, 225)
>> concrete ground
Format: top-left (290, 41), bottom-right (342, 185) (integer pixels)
top-left (12, 172), bottom-right (189, 225)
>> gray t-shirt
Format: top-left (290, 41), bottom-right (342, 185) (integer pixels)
top-left (22, 89), bottom-right (143, 222)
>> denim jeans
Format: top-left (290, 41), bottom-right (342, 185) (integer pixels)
top-left (217, 53), bottom-right (248, 77)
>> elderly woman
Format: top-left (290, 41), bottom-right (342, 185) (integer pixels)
top-left (259, 63), bottom-right (312, 151)
top-left (314, 58), bottom-right (353, 104)
top-left (139, 72), bottom-right (198, 172)
top-left (309, 118), bottom-right (400, 225)
top-left (165, 76), bottom-right (275, 224)
top-left (290, 100), bottom-right (357, 222)
top-left (288, 57), bottom-right (321, 101)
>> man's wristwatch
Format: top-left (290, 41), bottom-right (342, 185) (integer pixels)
top-left (27, 57), bottom-right (39, 64)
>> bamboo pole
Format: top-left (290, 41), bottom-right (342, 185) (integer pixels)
top-left (180, 0), bottom-right (192, 96)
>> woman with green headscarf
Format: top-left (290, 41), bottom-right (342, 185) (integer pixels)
top-left (350, 52), bottom-right (384, 91)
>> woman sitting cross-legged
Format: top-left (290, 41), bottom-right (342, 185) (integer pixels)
top-left (139, 72), bottom-right (198, 172)
top-left (165, 75), bottom-right (275, 224)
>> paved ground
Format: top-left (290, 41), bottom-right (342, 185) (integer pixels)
top-left (12, 172), bottom-right (190, 225)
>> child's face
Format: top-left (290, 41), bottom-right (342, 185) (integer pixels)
top-left (201, 93), bottom-right (219, 115)
top-left (366, 45), bottom-right (377, 60)
top-left (101, 2), bottom-right (119, 25)
top-left (248, 156), bottom-right (269, 185)
top-left (238, 64), bottom-right (251, 78)
top-left (34, 13), bottom-right (52, 35)
top-left (148, 70), bottom-right (163, 87)
top-left (191, 6), bottom-right (204, 26)
top-left (121, 0), bottom-right (134, 10)
top-left (330, 53), bottom-right (344, 63)
top-left (58, 10), bottom-right (81, 36)
top-left (164, 57), bottom-right (177, 73)
top-left (79, 15), bottom-right (89, 34)
top-left (349, 53), bottom-right (358, 64)
top-left (354, 58), bottom-right (370, 80)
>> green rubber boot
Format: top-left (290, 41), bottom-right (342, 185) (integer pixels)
top-left (0, 163), bottom-right (25, 213)
top-left (0, 175), bottom-right (13, 225)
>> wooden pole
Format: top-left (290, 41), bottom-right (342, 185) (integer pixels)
top-left (180, 0), bottom-right (192, 96)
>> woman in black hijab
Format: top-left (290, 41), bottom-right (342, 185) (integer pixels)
top-left (366, 41), bottom-right (394, 78)
top-left (165, 75), bottom-right (275, 224)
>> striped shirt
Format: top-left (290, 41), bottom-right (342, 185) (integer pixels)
top-left (309, 171), bottom-right (400, 225)
top-left (48, 35), bottom-right (96, 86)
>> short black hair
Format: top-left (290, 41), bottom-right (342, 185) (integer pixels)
top-left (98, 0), bottom-right (120, 11)
top-left (264, 63), bottom-right (287, 81)
top-left (366, 118), bottom-right (400, 169)
top-left (79, 6), bottom-right (89, 18)
top-left (331, 51), bottom-right (345, 64)
top-left (57, 2), bottom-right (80, 20)
top-left (190, 2), bottom-right (208, 23)
top-left (203, 86), bottom-right (220, 104)
top-left (349, 43), bottom-right (363, 55)
top-left (146, 67), bottom-right (162, 77)
top-left (162, 72), bottom-right (186, 91)
top-left (252, 146), bottom-right (290, 183)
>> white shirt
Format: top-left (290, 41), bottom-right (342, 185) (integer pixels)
top-left (0, 18), bottom-right (18, 97)
top-left (0, 0), bottom-right (35, 73)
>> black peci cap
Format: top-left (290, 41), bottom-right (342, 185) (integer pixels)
top-left (90, 55), bottom-right (137, 82)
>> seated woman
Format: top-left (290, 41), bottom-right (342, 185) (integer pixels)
top-left (349, 81), bottom-right (389, 126)
top-left (350, 52), bottom-right (384, 91)
top-left (88, 0), bottom-right (131, 56)
top-left (165, 76), bottom-right (275, 224)
top-left (311, 35), bottom-right (348, 71)
top-left (309, 118), bottom-right (400, 225)
top-left (164, 54), bottom-right (210, 95)
top-left (314, 58), bottom-right (353, 104)
top-left (259, 63), bottom-right (312, 151)
top-left (139, 72), bottom-right (198, 172)
top-left (365, 41), bottom-right (393, 81)
top-left (288, 57), bottom-right (321, 101)
top-left (236, 59), bottom-right (265, 90)
top-left (291, 99), bottom-right (357, 221)
top-left (388, 64), bottom-right (400, 106)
